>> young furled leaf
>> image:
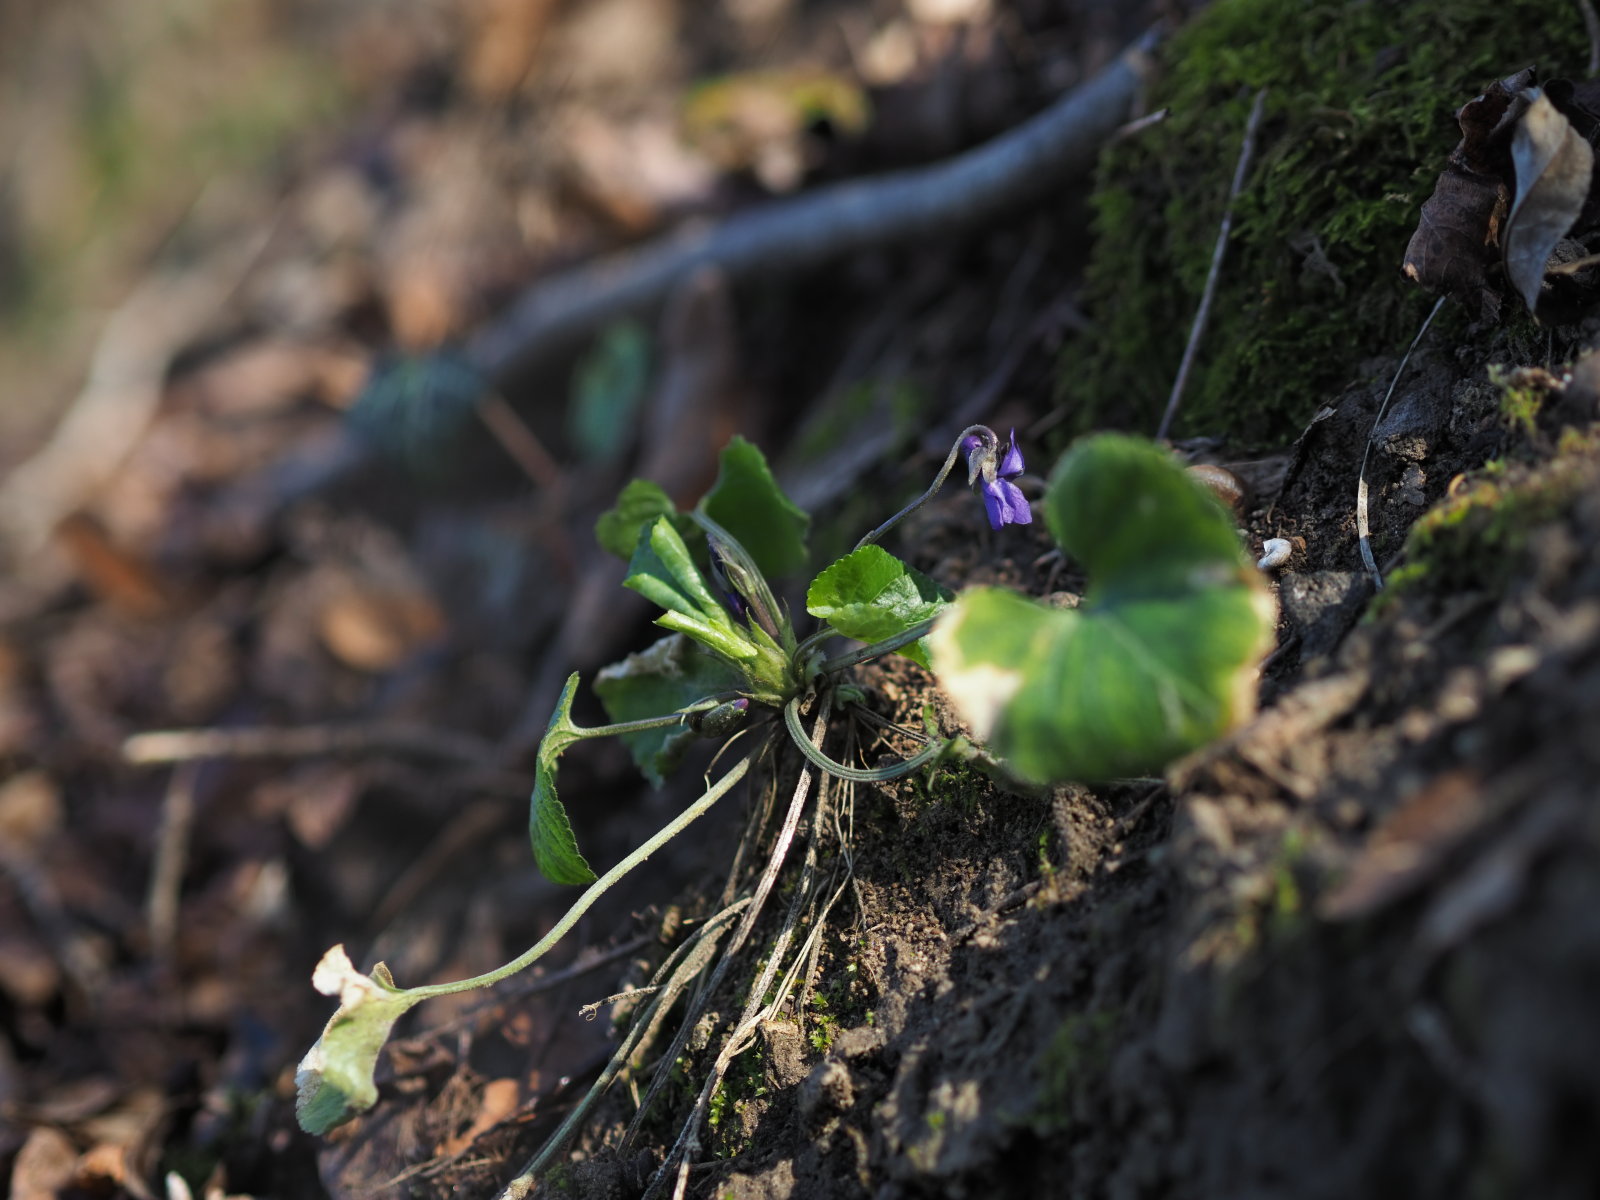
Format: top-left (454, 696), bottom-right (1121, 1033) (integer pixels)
top-left (625, 517), bottom-right (758, 664)
top-left (1505, 88), bottom-right (1595, 315)
top-left (807, 546), bottom-right (952, 669)
top-left (929, 436), bottom-right (1276, 784)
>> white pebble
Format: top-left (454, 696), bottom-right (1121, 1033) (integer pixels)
top-left (1257, 538), bottom-right (1293, 571)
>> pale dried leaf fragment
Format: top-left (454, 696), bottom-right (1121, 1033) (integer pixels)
top-left (1505, 89), bottom-right (1595, 314)
top-left (295, 944), bottom-right (423, 1135)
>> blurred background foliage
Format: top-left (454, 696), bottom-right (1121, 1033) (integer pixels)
top-left (0, 0), bottom-right (381, 459)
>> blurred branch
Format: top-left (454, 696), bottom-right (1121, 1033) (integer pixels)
top-left (0, 193), bottom-right (273, 560)
top-left (123, 721), bottom-right (500, 767)
top-left (468, 29), bottom-right (1161, 382)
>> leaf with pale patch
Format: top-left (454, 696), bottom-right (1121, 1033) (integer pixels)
top-left (930, 435), bottom-right (1275, 784)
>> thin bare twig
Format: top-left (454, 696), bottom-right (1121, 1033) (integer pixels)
top-left (1357, 295), bottom-right (1446, 589)
top-left (123, 721), bottom-right (499, 767)
top-left (1156, 88), bottom-right (1268, 442)
top-left (653, 715), bottom-right (847, 1200)
top-left (492, 902), bottom-right (752, 1200)
top-left (468, 30), bottom-right (1160, 382)
top-left (1581, 0), bottom-right (1600, 76)
top-left (475, 392), bottom-right (565, 491)
top-left (1113, 107), bottom-right (1170, 142)
top-left (146, 763), bottom-right (200, 962)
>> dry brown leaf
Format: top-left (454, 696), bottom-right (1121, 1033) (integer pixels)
top-left (1319, 770), bottom-right (1485, 920)
top-left (317, 584), bottom-right (446, 672)
top-left (10, 1126), bottom-right (78, 1200)
top-left (180, 339), bottom-right (325, 420)
top-left (251, 765), bottom-right (364, 850)
top-left (0, 769), bottom-right (63, 851)
top-left (1402, 70), bottom-right (1531, 317)
top-left (0, 932), bottom-right (61, 1007)
top-left (463, 0), bottom-right (559, 101)
top-left (1505, 88), bottom-right (1595, 314)
top-left (436, 1076), bottom-right (523, 1156)
top-left (54, 512), bottom-right (174, 618)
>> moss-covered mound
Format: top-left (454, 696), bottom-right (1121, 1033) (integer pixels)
top-left (1058, 0), bottom-right (1587, 447)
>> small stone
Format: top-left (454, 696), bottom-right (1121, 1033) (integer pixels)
top-left (1257, 538), bottom-right (1293, 570)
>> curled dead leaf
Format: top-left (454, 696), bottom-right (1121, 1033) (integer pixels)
top-left (1402, 70), bottom-right (1532, 318)
top-left (1504, 88), bottom-right (1595, 315)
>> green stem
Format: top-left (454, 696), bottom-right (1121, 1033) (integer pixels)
top-left (816, 618), bottom-right (937, 675)
top-left (783, 697), bottom-right (944, 784)
top-left (407, 754), bottom-right (752, 1000)
top-left (571, 699), bottom-right (727, 741)
top-left (853, 424), bottom-right (993, 551)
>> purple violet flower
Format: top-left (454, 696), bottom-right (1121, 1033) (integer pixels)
top-left (962, 428), bottom-right (1031, 530)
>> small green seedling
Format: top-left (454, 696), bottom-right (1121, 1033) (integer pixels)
top-left (295, 427), bottom-right (1275, 1159)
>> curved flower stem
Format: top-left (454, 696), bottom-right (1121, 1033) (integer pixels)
top-left (853, 424), bottom-right (994, 552)
top-left (573, 699), bottom-right (729, 742)
top-left (406, 754), bottom-right (753, 1000)
top-left (783, 696), bottom-right (943, 783)
top-left (816, 619), bottom-right (937, 675)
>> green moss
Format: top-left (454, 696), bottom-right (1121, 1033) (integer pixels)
top-left (543, 1164), bottom-right (575, 1195)
top-left (706, 1049), bottom-right (768, 1157)
top-left (1030, 1009), bottom-right (1119, 1133)
top-left (1059, 0), bottom-right (1586, 446)
top-left (1387, 431), bottom-right (1600, 598)
top-left (1490, 364), bottom-right (1544, 439)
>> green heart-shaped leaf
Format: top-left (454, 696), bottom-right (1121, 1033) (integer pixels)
top-left (701, 436), bottom-right (810, 580)
top-left (929, 435), bottom-right (1275, 783)
top-left (528, 673), bottom-right (598, 886)
top-left (596, 478), bottom-right (695, 561)
top-left (595, 635), bottom-right (746, 785)
top-left (807, 546), bottom-right (952, 669)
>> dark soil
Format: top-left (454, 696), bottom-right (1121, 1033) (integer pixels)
top-left (5, 3), bottom-right (1600, 1200)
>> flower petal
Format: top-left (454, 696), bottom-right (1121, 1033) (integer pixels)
top-left (981, 480), bottom-right (1008, 530)
top-left (999, 429), bottom-right (1025, 478)
top-left (998, 479), bottom-right (1032, 525)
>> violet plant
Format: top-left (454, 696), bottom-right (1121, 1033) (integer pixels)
top-left (295, 425), bottom-right (1275, 1152)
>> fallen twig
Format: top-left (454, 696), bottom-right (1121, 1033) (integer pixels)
top-left (467, 30), bottom-right (1160, 382)
top-left (0, 194), bottom-right (275, 560)
top-left (1156, 88), bottom-right (1268, 442)
top-left (1581, 0), bottom-right (1600, 76)
top-left (146, 762), bottom-right (200, 963)
top-left (123, 721), bottom-right (499, 767)
top-left (1356, 295), bottom-right (1446, 589)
